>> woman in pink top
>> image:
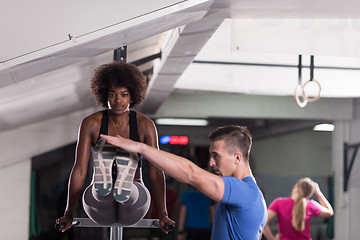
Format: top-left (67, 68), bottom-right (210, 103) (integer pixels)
top-left (263, 178), bottom-right (334, 240)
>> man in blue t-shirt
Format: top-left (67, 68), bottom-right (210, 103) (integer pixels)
top-left (178, 188), bottom-right (213, 240)
top-left (101, 125), bottom-right (268, 239)
top-left (211, 176), bottom-right (267, 239)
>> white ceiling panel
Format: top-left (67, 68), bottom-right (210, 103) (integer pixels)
top-left (232, 18), bottom-right (360, 57)
top-left (175, 62), bottom-right (360, 98)
top-left (0, 0), bottom-right (189, 62)
top-left (225, 0), bottom-right (360, 18)
top-left (173, 18), bottom-right (360, 98)
top-left (0, 0), bottom-right (210, 93)
top-left (2, 0), bottom-right (360, 137)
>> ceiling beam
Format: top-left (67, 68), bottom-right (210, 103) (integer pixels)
top-left (139, 4), bottom-right (225, 114)
top-left (0, 0), bottom-right (211, 89)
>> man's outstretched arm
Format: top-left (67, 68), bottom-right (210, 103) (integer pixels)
top-left (101, 134), bottom-right (224, 202)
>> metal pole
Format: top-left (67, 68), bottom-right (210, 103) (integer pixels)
top-left (110, 227), bottom-right (123, 240)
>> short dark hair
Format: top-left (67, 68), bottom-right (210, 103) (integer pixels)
top-left (209, 125), bottom-right (252, 160)
top-left (90, 62), bottom-right (147, 108)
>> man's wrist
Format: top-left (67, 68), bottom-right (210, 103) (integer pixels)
top-left (138, 142), bottom-right (147, 155)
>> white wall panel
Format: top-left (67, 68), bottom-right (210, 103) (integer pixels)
top-left (0, 107), bottom-right (99, 169)
top-left (0, 159), bottom-right (31, 240)
top-left (252, 130), bottom-right (332, 176)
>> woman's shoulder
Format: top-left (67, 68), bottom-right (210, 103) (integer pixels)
top-left (133, 111), bottom-right (158, 144)
top-left (306, 199), bottom-right (321, 207)
top-left (81, 110), bottom-right (104, 127)
top-left (133, 111), bottom-right (155, 127)
top-left (269, 197), bottom-right (292, 210)
top-left (85, 110), bottom-right (104, 119)
top-left (273, 197), bottom-right (292, 203)
top-left (306, 199), bottom-right (323, 215)
top-left (134, 111), bottom-right (152, 121)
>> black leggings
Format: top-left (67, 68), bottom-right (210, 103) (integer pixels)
top-left (82, 181), bottom-right (150, 225)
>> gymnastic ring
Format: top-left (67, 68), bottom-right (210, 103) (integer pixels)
top-left (294, 84), bottom-right (308, 108)
top-left (302, 79), bottom-right (321, 103)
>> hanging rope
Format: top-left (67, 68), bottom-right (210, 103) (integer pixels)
top-left (310, 55), bottom-right (314, 81)
top-left (294, 55), bottom-right (322, 107)
top-left (294, 55), bottom-right (308, 107)
top-left (302, 55), bottom-right (321, 103)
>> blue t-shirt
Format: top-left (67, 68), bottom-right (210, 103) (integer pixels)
top-left (179, 189), bottom-right (194, 226)
top-left (211, 176), bottom-right (267, 240)
top-left (182, 190), bottom-right (212, 229)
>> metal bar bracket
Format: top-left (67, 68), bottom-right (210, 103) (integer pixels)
top-left (344, 142), bottom-right (360, 192)
top-left (114, 46), bottom-right (127, 62)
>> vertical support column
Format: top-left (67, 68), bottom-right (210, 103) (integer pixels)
top-left (343, 142), bottom-right (360, 192)
top-left (332, 120), bottom-right (350, 240)
top-left (110, 226), bottom-right (123, 240)
top-left (109, 46), bottom-right (126, 239)
top-left (0, 159), bottom-right (31, 240)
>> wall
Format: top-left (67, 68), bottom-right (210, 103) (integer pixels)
top-left (0, 160), bottom-right (31, 240)
top-left (249, 129), bottom-right (333, 239)
top-left (252, 129), bottom-right (332, 177)
top-left (332, 99), bottom-right (360, 240)
top-left (0, 103), bottom-right (356, 240)
top-left (253, 131), bottom-right (332, 214)
top-left (0, 107), bottom-right (97, 240)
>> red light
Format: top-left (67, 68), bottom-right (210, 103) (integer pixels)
top-left (170, 136), bottom-right (179, 145)
top-left (163, 135), bottom-right (189, 145)
top-left (178, 136), bottom-right (189, 145)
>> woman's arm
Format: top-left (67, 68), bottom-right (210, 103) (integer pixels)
top-left (56, 117), bottom-right (93, 232)
top-left (263, 209), bottom-right (279, 240)
top-left (313, 182), bottom-right (334, 218)
top-left (140, 116), bottom-right (175, 233)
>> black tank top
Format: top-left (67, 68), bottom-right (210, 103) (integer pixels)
top-left (96, 110), bottom-right (143, 168)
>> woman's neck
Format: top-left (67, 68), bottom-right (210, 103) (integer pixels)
top-left (108, 109), bottom-right (130, 128)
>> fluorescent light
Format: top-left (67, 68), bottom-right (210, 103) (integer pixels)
top-left (155, 118), bottom-right (208, 126)
top-left (313, 123), bottom-right (334, 132)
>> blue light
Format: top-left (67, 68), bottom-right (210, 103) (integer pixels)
top-left (160, 135), bottom-right (171, 144)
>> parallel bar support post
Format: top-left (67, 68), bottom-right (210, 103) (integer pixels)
top-left (110, 227), bottom-right (123, 240)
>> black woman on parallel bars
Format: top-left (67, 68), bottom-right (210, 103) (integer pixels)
top-left (55, 61), bottom-right (175, 233)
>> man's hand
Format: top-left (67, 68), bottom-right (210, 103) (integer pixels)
top-left (100, 134), bottom-right (140, 153)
